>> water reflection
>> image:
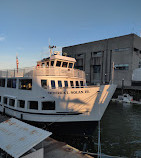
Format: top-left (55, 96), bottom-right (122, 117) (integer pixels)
top-left (52, 102), bottom-right (141, 157)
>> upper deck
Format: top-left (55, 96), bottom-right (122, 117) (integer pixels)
top-left (0, 52), bottom-right (85, 79)
top-left (0, 67), bottom-right (85, 79)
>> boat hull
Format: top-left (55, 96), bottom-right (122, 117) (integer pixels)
top-left (45, 121), bottom-right (98, 136)
top-left (0, 84), bottom-right (116, 135)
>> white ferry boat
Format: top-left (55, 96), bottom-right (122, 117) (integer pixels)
top-left (0, 47), bottom-right (116, 135)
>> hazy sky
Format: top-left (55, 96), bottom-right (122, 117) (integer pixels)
top-left (0, 0), bottom-right (141, 69)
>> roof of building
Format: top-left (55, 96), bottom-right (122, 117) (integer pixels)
top-left (62, 33), bottom-right (139, 49)
top-left (0, 118), bottom-right (52, 158)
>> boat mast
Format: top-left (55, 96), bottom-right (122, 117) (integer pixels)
top-left (49, 45), bottom-right (56, 57)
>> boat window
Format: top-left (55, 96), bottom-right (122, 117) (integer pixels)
top-left (3, 97), bottom-right (7, 104)
top-left (69, 63), bottom-right (73, 68)
top-left (42, 101), bottom-right (55, 110)
top-left (58, 80), bottom-right (62, 88)
top-left (62, 62), bottom-right (68, 68)
top-left (0, 96), bottom-right (1, 102)
top-left (46, 62), bottom-right (49, 67)
top-left (64, 81), bottom-right (68, 87)
top-left (0, 78), bottom-right (5, 87)
top-left (41, 80), bottom-right (47, 89)
top-left (51, 60), bottom-right (54, 66)
top-left (70, 81), bottom-right (74, 88)
top-left (28, 101), bottom-right (38, 110)
top-left (7, 79), bottom-right (17, 88)
top-left (9, 99), bottom-right (15, 107)
top-left (76, 81), bottom-right (79, 88)
top-left (41, 62), bottom-right (45, 67)
top-left (18, 100), bottom-right (25, 108)
top-left (19, 79), bottom-right (32, 90)
top-left (80, 81), bottom-right (84, 88)
top-left (56, 61), bottom-right (62, 67)
top-left (51, 80), bottom-right (56, 89)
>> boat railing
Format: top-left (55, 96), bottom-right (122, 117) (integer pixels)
top-left (0, 67), bottom-right (34, 78)
top-left (0, 67), bottom-right (85, 79)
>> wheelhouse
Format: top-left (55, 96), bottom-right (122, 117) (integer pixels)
top-left (37, 52), bottom-right (76, 69)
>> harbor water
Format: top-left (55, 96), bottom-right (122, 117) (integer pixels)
top-left (53, 101), bottom-right (141, 158)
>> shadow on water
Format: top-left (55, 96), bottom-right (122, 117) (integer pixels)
top-left (52, 101), bottom-right (141, 158)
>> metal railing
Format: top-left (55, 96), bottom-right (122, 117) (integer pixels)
top-left (0, 67), bottom-right (34, 78)
top-left (0, 67), bottom-right (85, 79)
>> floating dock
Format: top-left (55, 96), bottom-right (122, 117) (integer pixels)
top-left (112, 98), bottom-right (141, 104)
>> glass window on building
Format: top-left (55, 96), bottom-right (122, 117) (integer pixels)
top-left (56, 61), bottom-right (62, 67)
top-left (41, 80), bottom-right (47, 88)
top-left (42, 101), bottom-right (55, 110)
top-left (9, 99), bottom-right (15, 107)
top-left (93, 65), bottom-right (101, 83)
top-left (77, 54), bottom-right (83, 57)
top-left (0, 78), bottom-right (5, 87)
top-left (51, 80), bottom-right (56, 89)
top-left (93, 65), bottom-right (101, 73)
top-left (92, 51), bottom-right (102, 57)
top-left (19, 79), bottom-right (32, 90)
top-left (18, 100), bottom-right (25, 108)
top-left (64, 81), bottom-right (68, 87)
top-left (76, 58), bottom-right (83, 66)
top-left (28, 101), bottom-right (38, 110)
top-left (58, 80), bottom-right (62, 88)
top-left (114, 48), bottom-right (129, 52)
top-left (7, 79), bottom-right (17, 88)
top-left (114, 64), bottom-right (129, 70)
top-left (62, 62), bottom-right (68, 68)
top-left (75, 65), bottom-right (83, 70)
top-left (3, 97), bottom-right (7, 104)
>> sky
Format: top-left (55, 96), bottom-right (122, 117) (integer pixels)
top-left (0, 0), bottom-right (141, 69)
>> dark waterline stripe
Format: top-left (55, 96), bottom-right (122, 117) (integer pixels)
top-left (1, 105), bottom-right (82, 116)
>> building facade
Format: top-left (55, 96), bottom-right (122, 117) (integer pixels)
top-left (62, 34), bottom-right (141, 88)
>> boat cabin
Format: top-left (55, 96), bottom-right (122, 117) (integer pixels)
top-left (37, 52), bottom-right (76, 69)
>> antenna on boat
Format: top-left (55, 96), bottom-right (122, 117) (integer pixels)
top-left (49, 45), bottom-right (56, 57)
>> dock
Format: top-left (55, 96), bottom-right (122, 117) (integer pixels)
top-left (41, 137), bottom-right (92, 158)
top-left (0, 113), bottom-right (92, 158)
